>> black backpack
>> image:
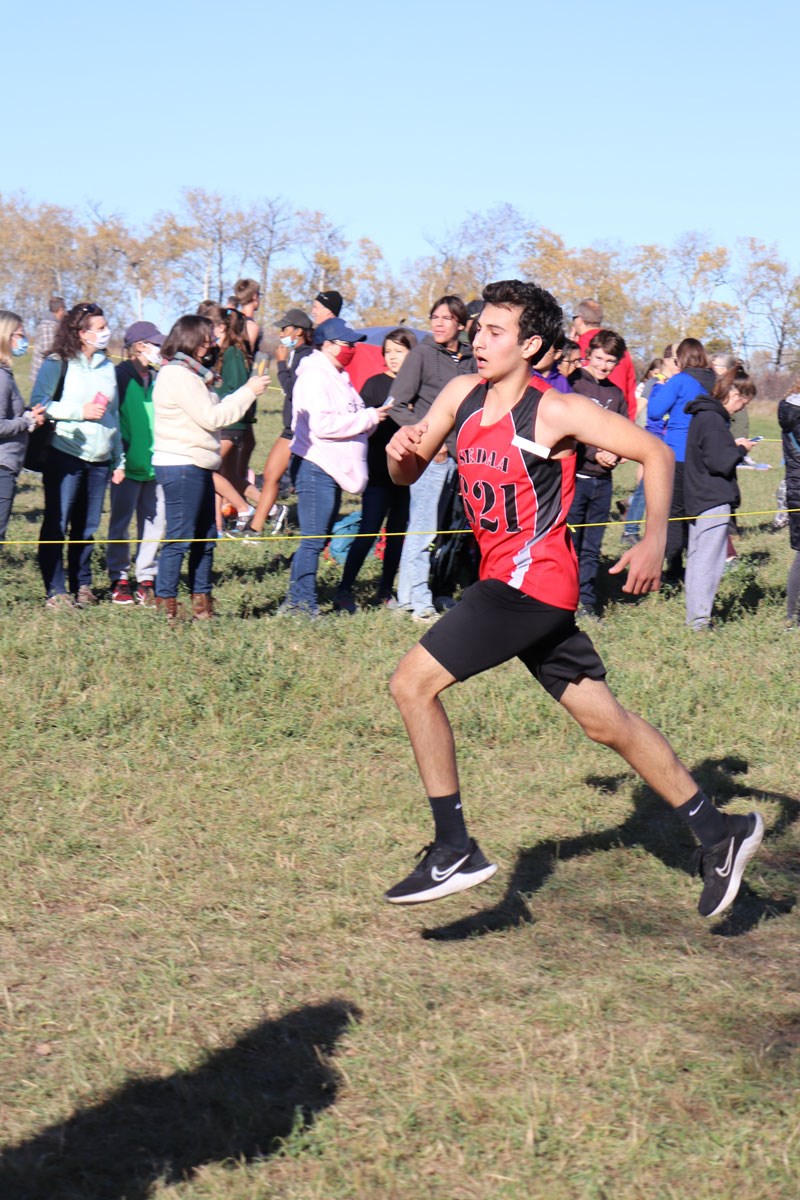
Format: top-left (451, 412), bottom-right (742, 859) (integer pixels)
top-left (428, 469), bottom-right (480, 604)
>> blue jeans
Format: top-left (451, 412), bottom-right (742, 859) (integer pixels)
top-left (154, 464), bottom-right (216, 598)
top-left (397, 456), bottom-right (454, 614)
top-left (623, 477), bottom-right (645, 539)
top-left (38, 447), bottom-right (110, 597)
top-left (567, 474), bottom-right (612, 612)
top-left (285, 457), bottom-right (341, 614)
top-left (107, 477), bottom-right (166, 584)
top-left (338, 482), bottom-right (410, 598)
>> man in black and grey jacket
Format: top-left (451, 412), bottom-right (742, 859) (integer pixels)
top-left (387, 295), bottom-right (476, 620)
top-left (566, 329), bottom-right (629, 618)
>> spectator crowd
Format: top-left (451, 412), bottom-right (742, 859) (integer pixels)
top-left (1, 278), bottom-right (797, 632)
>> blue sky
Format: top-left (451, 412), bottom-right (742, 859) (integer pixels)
top-left (13, 0), bottom-right (799, 271)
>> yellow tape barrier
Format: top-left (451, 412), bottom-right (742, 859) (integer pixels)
top-left (2, 507), bottom-right (798, 548)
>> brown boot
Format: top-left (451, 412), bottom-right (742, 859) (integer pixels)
top-left (155, 595), bottom-right (179, 624)
top-left (191, 592), bottom-right (214, 620)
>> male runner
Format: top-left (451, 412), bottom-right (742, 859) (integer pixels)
top-left (384, 280), bottom-right (763, 919)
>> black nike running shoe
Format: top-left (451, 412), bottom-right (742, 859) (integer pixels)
top-left (694, 812), bottom-right (764, 918)
top-left (384, 839), bottom-right (497, 905)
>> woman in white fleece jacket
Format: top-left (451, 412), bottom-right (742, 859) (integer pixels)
top-left (152, 315), bottom-right (267, 619)
top-left (282, 317), bottom-right (388, 616)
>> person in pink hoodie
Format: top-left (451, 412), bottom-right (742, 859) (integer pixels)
top-left (280, 317), bottom-right (390, 616)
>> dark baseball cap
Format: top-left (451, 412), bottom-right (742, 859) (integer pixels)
top-left (315, 290), bottom-right (343, 317)
top-left (124, 320), bottom-right (165, 346)
top-left (276, 307), bottom-right (312, 330)
top-left (313, 317), bottom-right (366, 346)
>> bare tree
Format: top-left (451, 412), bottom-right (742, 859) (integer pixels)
top-left (239, 197), bottom-right (296, 303)
top-left (294, 210), bottom-right (351, 295)
top-left (730, 238), bottom-right (800, 370)
top-left (632, 232), bottom-right (728, 339)
top-left (176, 188), bottom-right (248, 302)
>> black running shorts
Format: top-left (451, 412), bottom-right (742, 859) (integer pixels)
top-left (420, 579), bottom-right (606, 701)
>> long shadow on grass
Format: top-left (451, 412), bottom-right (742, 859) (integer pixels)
top-left (422, 756), bottom-right (798, 942)
top-left (0, 998), bottom-right (360, 1200)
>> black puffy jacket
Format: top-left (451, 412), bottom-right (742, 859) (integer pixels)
top-left (778, 395), bottom-right (800, 501)
top-left (683, 394), bottom-right (745, 517)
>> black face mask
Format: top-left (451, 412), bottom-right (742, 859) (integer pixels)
top-left (200, 347), bottom-right (219, 369)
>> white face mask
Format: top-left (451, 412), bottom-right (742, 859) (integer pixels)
top-left (86, 328), bottom-right (111, 352)
top-left (143, 342), bottom-right (161, 367)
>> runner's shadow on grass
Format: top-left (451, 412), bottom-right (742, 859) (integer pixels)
top-left (422, 756), bottom-right (798, 942)
top-left (0, 998), bottom-right (360, 1200)
top-left (715, 577), bottom-right (780, 622)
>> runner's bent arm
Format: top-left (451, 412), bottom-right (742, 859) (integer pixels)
top-left (539, 388), bottom-right (675, 594)
top-left (386, 376), bottom-right (473, 485)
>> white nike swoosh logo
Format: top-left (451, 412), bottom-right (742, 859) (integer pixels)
top-left (689, 802), bottom-right (704, 817)
top-left (715, 841), bottom-right (735, 878)
top-left (431, 854), bottom-right (470, 882)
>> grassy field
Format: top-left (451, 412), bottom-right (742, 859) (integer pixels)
top-left (0, 380), bottom-right (798, 1200)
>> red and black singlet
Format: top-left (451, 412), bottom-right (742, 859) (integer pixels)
top-left (454, 380), bottom-right (579, 610)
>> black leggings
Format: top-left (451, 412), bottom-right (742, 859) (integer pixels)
top-left (788, 550), bottom-right (800, 621)
top-left (339, 483), bottom-right (410, 598)
top-left (665, 461), bottom-right (688, 582)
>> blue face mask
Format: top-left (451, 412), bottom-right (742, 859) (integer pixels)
top-left (280, 335), bottom-right (297, 348)
top-left (12, 336), bottom-right (29, 358)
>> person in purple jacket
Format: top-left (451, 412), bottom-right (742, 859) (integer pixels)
top-left (647, 338), bottom-right (716, 583)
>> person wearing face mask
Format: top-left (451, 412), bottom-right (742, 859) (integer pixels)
top-left (32, 302), bottom-right (125, 609)
top-left (197, 300), bottom-right (264, 536)
top-left (333, 328), bottom-right (418, 612)
top-left (152, 315), bottom-right (268, 621)
top-left (229, 308), bottom-right (314, 540)
top-left (0, 310), bottom-right (47, 543)
top-left (280, 316), bottom-right (389, 616)
top-left (105, 322), bottom-right (167, 607)
top-left (388, 295), bottom-right (475, 621)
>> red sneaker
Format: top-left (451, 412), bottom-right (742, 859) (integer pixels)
top-left (111, 579), bottom-right (135, 606)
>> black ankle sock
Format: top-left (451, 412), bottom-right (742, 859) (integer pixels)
top-left (428, 792), bottom-right (470, 851)
top-left (675, 790), bottom-right (729, 848)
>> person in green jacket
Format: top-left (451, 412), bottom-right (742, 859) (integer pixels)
top-left (107, 322), bottom-right (166, 607)
top-left (198, 302), bottom-right (259, 535)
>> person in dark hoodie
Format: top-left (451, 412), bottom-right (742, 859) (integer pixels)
top-left (107, 321), bottom-right (166, 607)
top-left (388, 295), bottom-right (476, 619)
top-left (777, 378), bottom-right (800, 628)
top-left (648, 337), bottom-right (717, 583)
top-left (566, 329), bottom-right (629, 618)
top-left (683, 365), bottom-right (757, 631)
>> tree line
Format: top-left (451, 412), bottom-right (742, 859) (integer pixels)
top-left (2, 190), bottom-right (799, 380)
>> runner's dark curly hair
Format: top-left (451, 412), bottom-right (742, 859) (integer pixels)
top-left (481, 280), bottom-right (564, 363)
